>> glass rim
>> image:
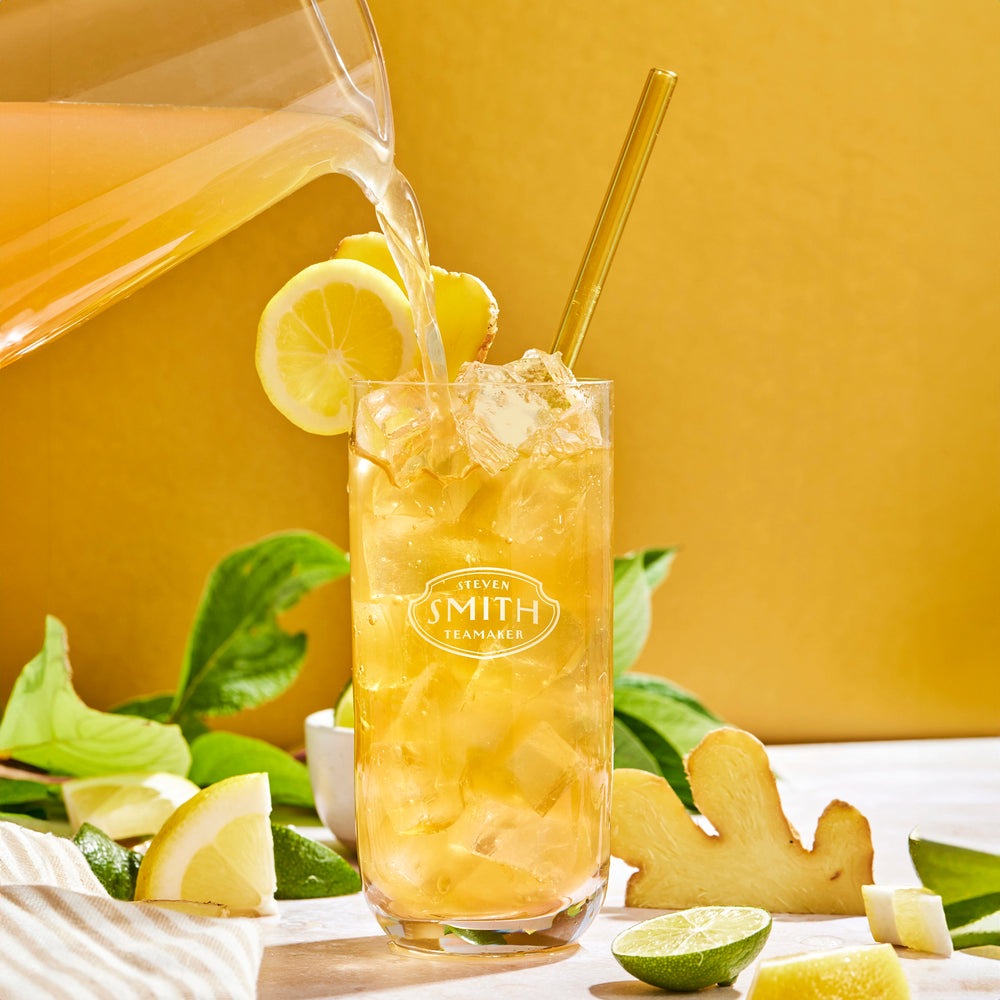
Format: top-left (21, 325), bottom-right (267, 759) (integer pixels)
top-left (350, 377), bottom-right (613, 389)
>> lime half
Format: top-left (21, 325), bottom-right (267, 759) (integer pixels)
top-left (612, 906), bottom-right (772, 991)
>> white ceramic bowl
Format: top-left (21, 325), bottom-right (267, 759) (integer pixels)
top-left (304, 708), bottom-right (356, 849)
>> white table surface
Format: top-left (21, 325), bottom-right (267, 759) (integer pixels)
top-left (260, 737), bottom-right (1000, 998)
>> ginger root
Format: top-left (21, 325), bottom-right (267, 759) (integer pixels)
top-left (611, 728), bottom-right (874, 914)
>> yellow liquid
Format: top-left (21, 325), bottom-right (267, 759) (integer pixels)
top-left (349, 396), bottom-right (613, 927)
top-left (0, 102), bottom-right (443, 372)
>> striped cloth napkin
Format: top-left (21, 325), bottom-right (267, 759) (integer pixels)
top-left (0, 821), bottom-right (263, 1000)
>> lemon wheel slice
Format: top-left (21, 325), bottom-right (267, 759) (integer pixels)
top-left (332, 232), bottom-right (498, 380)
top-left (256, 258), bottom-right (416, 435)
top-left (134, 772), bottom-right (277, 917)
top-left (62, 772), bottom-right (200, 841)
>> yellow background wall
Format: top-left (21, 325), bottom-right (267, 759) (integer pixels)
top-left (2, 0), bottom-right (998, 746)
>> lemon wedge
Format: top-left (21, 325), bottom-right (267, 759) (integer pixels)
top-left (62, 772), bottom-right (200, 841)
top-left (747, 944), bottom-right (911, 999)
top-left (332, 232), bottom-right (498, 380)
top-left (136, 900), bottom-right (231, 918)
top-left (134, 772), bottom-right (277, 917)
top-left (256, 258), bottom-right (417, 435)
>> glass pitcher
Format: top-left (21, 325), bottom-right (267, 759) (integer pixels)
top-left (0, 0), bottom-right (394, 367)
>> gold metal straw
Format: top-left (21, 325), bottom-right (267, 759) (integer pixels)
top-left (551, 68), bottom-right (677, 368)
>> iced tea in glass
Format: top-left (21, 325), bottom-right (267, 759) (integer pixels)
top-left (349, 351), bottom-right (612, 955)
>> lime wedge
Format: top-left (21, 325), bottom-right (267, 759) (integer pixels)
top-left (910, 831), bottom-right (1000, 901)
top-left (334, 682), bottom-right (354, 728)
top-left (909, 830), bottom-right (1000, 948)
top-left (612, 905), bottom-right (771, 991)
top-left (73, 822), bottom-right (142, 901)
top-left (271, 822), bottom-right (360, 898)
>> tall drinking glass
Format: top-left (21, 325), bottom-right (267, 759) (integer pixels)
top-left (348, 372), bottom-right (613, 955)
top-left (0, 0), bottom-right (392, 367)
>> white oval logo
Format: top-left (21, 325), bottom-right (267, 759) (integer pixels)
top-left (407, 567), bottom-right (560, 659)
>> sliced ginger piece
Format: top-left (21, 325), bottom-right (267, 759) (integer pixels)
top-left (611, 728), bottom-right (874, 914)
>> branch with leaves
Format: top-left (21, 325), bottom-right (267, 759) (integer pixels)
top-left (611, 548), bottom-right (727, 811)
top-left (0, 532), bottom-right (727, 830)
top-left (0, 532), bottom-right (347, 824)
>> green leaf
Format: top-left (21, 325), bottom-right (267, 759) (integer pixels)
top-left (614, 673), bottom-right (724, 748)
top-left (0, 618), bottom-right (190, 778)
top-left (0, 777), bottom-right (58, 806)
top-left (615, 711), bottom-right (697, 811)
top-left (0, 776), bottom-right (66, 823)
top-left (612, 716), bottom-right (662, 775)
top-left (613, 673), bottom-right (725, 811)
top-left (612, 548), bottom-right (676, 677)
top-left (271, 822), bottom-right (360, 898)
top-left (112, 693), bottom-right (176, 720)
top-left (111, 694), bottom-right (210, 743)
top-left (0, 811), bottom-right (72, 836)
top-left (188, 732), bottom-right (314, 808)
top-left (73, 822), bottom-right (141, 900)
top-left (172, 532), bottom-right (348, 719)
top-left (637, 548), bottom-right (676, 590)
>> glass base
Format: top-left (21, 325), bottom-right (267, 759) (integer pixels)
top-left (367, 879), bottom-right (608, 957)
